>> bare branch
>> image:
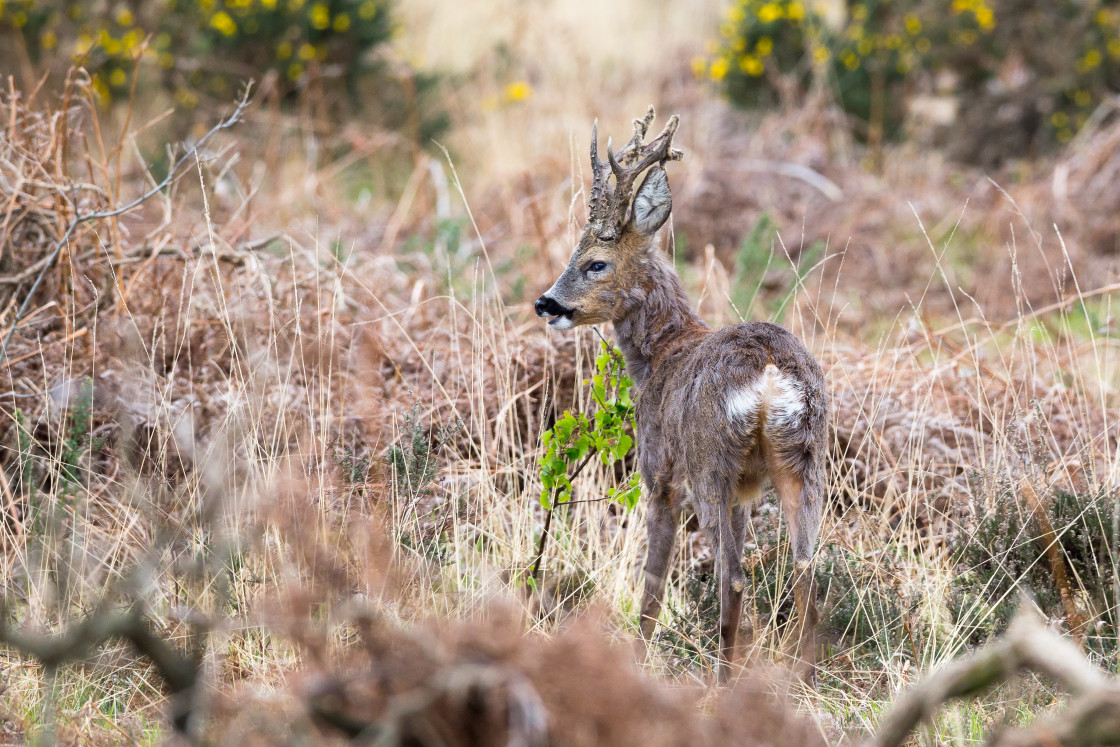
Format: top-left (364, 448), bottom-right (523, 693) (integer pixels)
top-left (874, 606), bottom-right (1107, 747)
top-left (0, 604), bottom-right (201, 732)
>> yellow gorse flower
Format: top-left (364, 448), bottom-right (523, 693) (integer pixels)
top-left (757, 3), bottom-right (782, 24)
top-left (739, 55), bottom-right (764, 76)
top-left (310, 3), bottom-right (329, 30)
top-left (503, 81), bottom-right (533, 102)
top-left (709, 57), bottom-right (729, 80)
top-left (209, 10), bottom-right (237, 36)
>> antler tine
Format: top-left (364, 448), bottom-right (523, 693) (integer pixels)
top-left (607, 114), bottom-right (679, 180)
top-left (617, 106), bottom-right (657, 167)
top-left (606, 135), bottom-right (621, 174)
top-left (589, 119), bottom-right (607, 221)
top-left (629, 114), bottom-right (680, 174)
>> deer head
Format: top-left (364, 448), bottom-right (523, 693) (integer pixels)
top-left (535, 106), bottom-right (683, 330)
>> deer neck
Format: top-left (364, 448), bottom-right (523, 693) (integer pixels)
top-left (613, 250), bottom-right (708, 388)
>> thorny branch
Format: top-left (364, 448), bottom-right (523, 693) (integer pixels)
top-left (0, 81), bottom-right (255, 363)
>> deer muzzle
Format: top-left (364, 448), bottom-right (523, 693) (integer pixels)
top-left (534, 295), bottom-right (575, 329)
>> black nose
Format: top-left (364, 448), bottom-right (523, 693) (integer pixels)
top-left (535, 296), bottom-right (564, 317)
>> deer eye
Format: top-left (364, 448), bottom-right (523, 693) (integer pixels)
top-left (586, 261), bottom-right (607, 273)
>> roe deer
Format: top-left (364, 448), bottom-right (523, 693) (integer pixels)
top-left (534, 107), bottom-right (828, 683)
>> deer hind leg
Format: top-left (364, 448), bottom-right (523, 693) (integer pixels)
top-left (639, 483), bottom-right (678, 641)
top-left (701, 499), bottom-right (747, 685)
top-left (729, 479), bottom-right (760, 650)
top-left (771, 467), bottom-right (822, 683)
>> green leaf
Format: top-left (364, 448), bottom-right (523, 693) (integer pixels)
top-left (575, 434), bottom-right (591, 459)
top-left (616, 433), bottom-right (633, 459)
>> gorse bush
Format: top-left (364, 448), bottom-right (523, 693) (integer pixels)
top-left (706, 0), bottom-right (1120, 156)
top-left (1, 0), bottom-right (393, 107)
top-left (697, 0), bottom-right (826, 109)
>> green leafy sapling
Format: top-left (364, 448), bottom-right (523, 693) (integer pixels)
top-left (538, 342), bottom-right (641, 511)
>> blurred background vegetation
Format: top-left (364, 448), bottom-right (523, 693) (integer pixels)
top-left (5, 0), bottom-right (1118, 164)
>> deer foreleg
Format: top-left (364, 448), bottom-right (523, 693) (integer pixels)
top-left (639, 488), bottom-right (677, 640)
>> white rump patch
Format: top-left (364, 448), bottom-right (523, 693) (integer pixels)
top-left (724, 364), bottom-right (805, 430)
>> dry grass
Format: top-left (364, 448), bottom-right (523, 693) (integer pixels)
top-left (1, 2), bottom-right (1119, 743)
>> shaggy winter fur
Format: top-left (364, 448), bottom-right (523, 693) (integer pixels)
top-left (536, 109), bottom-right (829, 683)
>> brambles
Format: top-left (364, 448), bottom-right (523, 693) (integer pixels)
top-left (707, 0), bottom-right (1120, 157)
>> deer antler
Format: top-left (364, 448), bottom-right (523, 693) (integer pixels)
top-left (588, 106), bottom-right (682, 241)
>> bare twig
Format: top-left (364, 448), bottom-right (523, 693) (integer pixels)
top-left (529, 451), bottom-right (595, 584)
top-left (735, 159), bottom-right (844, 202)
top-left (0, 82), bottom-right (255, 363)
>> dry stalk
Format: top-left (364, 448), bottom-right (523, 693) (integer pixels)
top-left (1020, 478), bottom-right (1087, 644)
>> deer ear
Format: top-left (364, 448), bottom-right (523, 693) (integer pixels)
top-left (629, 166), bottom-right (672, 237)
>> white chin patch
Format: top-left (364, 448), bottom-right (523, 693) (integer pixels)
top-left (548, 315), bottom-right (575, 330)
